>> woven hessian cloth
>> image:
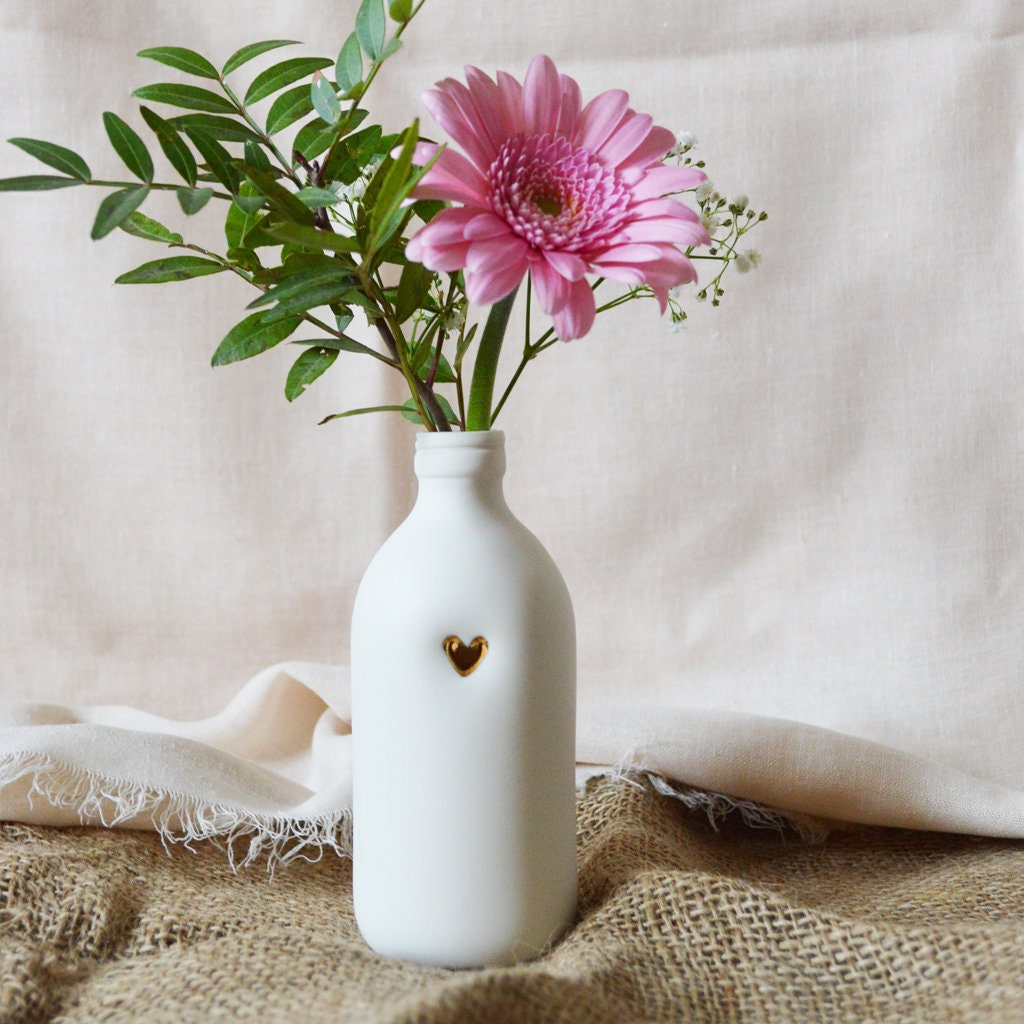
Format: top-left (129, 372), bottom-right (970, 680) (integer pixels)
top-left (3, 775), bottom-right (1022, 1023)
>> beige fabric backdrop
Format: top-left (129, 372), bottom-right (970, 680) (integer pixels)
top-left (1, 2), bottom-right (1022, 825)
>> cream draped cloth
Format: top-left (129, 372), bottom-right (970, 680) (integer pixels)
top-left (4, 663), bottom-right (1024, 868)
top-left (2, 0), bottom-right (1024, 857)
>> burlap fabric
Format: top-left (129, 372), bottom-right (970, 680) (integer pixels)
top-left (2, 775), bottom-right (1022, 1024)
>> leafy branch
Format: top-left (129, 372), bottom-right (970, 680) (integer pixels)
top-left (0, 2), bottom-right (764, 431)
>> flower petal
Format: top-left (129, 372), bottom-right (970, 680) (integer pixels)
top-left (622, 212), bottom-right (711, 247)
top-left (529, 255), bottom-right (571, 314)
top-left (590, 243), bottom-right (664, 265)
top-left (422, 78), bottom-right (500, 173)
top-left (608, 246), bottom-right (700, 309)
top-left (628, 164), bottom-right (707, 200)
top-left (616, 124), bottom-right (677, 172)
top-left (411, 147), bottom-right (491, 207)
top-left (556, 73), bottom-right (582, 138)
top-left (495, 71), bottom-right (524, 136)
top-left (405, 207), bottom-right (478, 271)
top-left (592, 110), bottom-right (653, 169)
top-left (465, 65), bottom-right (521, 151)
top-left (464, 236), bottom-right (530, 305)
top-left (541, 249), bottom-right (588, 281)
top-left (573, 88), bottom-right (629, 154)
top-left (551, 277), bottom-right (596, 340)
top-left (464, 211), bottom-right (513, 240)
top-left (521, 55), bottom-right (563, 137)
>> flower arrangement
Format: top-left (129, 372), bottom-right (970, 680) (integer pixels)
top-left (0, 0), bottom-right (763, 432)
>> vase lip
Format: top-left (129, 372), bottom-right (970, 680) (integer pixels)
top-left (415, 429), bottom-right (504, 451)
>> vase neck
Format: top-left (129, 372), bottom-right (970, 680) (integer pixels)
top-left (413, 430), bottom-right (508, 512)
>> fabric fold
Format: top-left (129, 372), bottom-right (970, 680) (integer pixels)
top-left (4, 662), bottom-right (1024, 869)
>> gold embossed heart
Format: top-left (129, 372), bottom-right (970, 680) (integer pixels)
top-left (443, 635), bottom-right (488, 676)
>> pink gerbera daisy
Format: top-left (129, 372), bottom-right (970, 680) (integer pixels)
top-left (405, 54), bottom-right (711, 341)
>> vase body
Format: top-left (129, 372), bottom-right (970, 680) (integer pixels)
top-left (350, 430), bottom-right (577, 968)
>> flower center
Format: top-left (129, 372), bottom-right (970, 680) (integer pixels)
top-left (488, 134), bottom-right (631, 253)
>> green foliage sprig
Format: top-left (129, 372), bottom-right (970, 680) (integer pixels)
top-left (0, 0), bottom-right (763, 431)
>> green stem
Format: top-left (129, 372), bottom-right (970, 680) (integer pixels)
top-left (218, 80), bottom-right (298, 183)
top-left (466, 288), bottom-right (517, 432)
top-left (489, 353), bottom-right (531, 426)
top-left (87, 179), bottom-right (233, 200)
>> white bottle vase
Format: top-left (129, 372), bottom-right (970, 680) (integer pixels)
top-left (350, 430), bottom-right (577, 968)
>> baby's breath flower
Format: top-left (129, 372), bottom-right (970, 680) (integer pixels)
top-left (735, 249), bottom-right (762, 274)
top-left (728, 194), bottom-right (749, 215)
top-left (667, 130), bottom-right (697, 158)
top-left (700, 212), bottom-right (722, 233)
top-left (695, 180), bottom-right (714, 203)
top-left (338, 178), bottom-right (368, 204)
top-left (442, 306), bottom-right (466, 333)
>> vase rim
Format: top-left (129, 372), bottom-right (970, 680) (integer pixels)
top-left (415, 430), bottom-right (504, 451)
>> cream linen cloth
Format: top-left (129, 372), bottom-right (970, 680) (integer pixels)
top-left (3, 0), bottom-right (1024, 848)
top-left (4, 663), bottom-right (1024, 866)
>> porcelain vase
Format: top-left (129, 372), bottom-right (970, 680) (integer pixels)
top-left (350, 430), bottom-right (577, 968)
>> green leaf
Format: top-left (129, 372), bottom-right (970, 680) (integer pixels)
top-left (246, 262), bottom-right (348, 301)
top-left (262, 219), bottom-right (361, 254)
top-left (410, 345), bottom-right (456, 385)
top-left (285, 346), bottom-right (339, 401)
top-left (310, 73), bottom-right (341, 125)
top-left (8, 138), bottom-right (91, 180)
top-left (183, 128), bottom-right (240, 193)
top-left (166, 113), bottom-right (261, 144)
top-left (369, 119), bottom-right (417, 244)
top-left (137, 46), bottom-right (219, 80)
top-left (0, 174), bottom-right (82, 191)
top-left (133, 83), bottom-right (238, 114)
top-left (412, 198), bottom-right (444, 225)
top-left (177, 186), bottom-right (214, 214)
top-left (265, 84), bottom-right (315, 136)
top-left (211, 311), bottom-right (302, 366)
top-left (232, 192), bottom-right (266, 214)
top-left (292, 335), bottom-right (379, 358)
top-left (244, 57), bottom-right (333, 106)
top-left (378, 37), bottom-right (402, 62)
top-left (335, 33), bottom-right (362, 93)
top-left (226, 247), bottom-right (261, 273)
top-left (118, 211), bottom-right (183, 244)
top-left (248, 265), bottom-right (355, 309)
top-left (91, 186), bottom-right (149, 239)
top-left (103, 112), bottom-right (154, 182)
top-left (400, 394), bottom-right (457, 426)
top-left (389, 0), bottom-right (414, 22)
top-left (293, 117), bottom-right (338, 161)
top-left (430, 352), bottom-right (457, 384)
top-left (454, 322), bottom-right (477, 368)
top-left (243, 139), bottom-right (272, 172)
top-left (222, 39), bottom-right (300, 77)
top-left (296, 186), bottom-right (339, 208)
top-left (261, 282), bottom-right (358, 322)
top-left (321, 121), bottom-right (381, 182)
top-left (355, 0), bottom-right (386, 60)
top-left (395, 259), bottom-right (433, 324)
top-left (318, 404), bottom-right (410, 425)
top-left (239, 165), bottom-right (315, 224)
top-left (139, 106), bottom-right (197, 186)
top-left (232, 213), bottom-right (280, 249)
top-left (115, 255), bottom-right (225, 283)
top-left (225, 183), bottom-right (261, 249)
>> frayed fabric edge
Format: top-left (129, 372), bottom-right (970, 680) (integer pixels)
top-left (579, 756), bottom-right (831, 843)
top-left (0, 752), bottom-right (352, 874)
